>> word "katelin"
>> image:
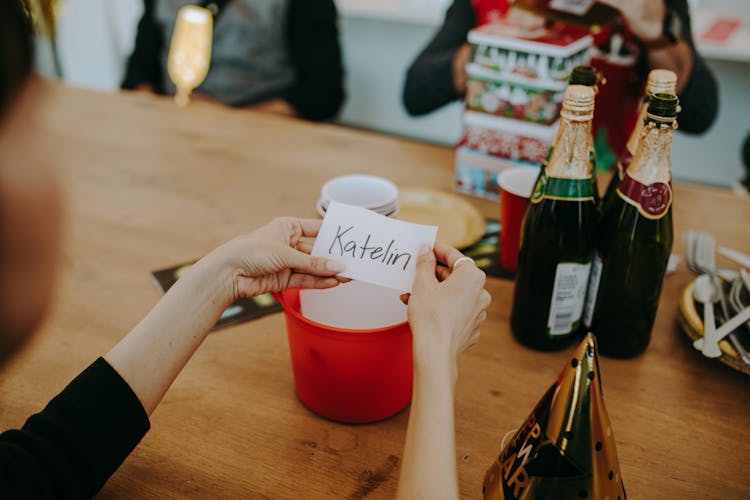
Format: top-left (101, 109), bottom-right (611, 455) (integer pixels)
top-left (328, 225), bottom-right (412, 271)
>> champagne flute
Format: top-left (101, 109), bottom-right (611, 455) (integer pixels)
top-left (167, 6), bottom-right (213, 107)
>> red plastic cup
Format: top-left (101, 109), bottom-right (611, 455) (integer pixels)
top-left (499, 166), bottom-right (541, 273)
top-left (275, 288), bottom-right (413, 423)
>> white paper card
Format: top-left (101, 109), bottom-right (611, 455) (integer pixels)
top-left (311, 202), bottom-right (438, 292)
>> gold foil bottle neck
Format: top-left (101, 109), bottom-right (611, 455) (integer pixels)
top-left (626, 70), bottom-right (677, 155)
top-left (628, 94), bottom-right (678, 186)
top-left (547, 85), bottom-right (595, 179)
top-left (646, 69), bottom-right (677, 97)
top-left (560, 85), bottom-right (595, 122)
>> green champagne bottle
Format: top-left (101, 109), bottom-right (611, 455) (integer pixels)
top-left (601, 69), bottom-right (677, 213)
top-left (585, 93), bottom-right (678, 358)
top-left (569, 65), bottom-right (600, 205)
top-left (511, 85), bottom-right (597, 351)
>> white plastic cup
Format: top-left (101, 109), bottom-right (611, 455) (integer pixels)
top-left (318, 175), bottom-right (399, 216)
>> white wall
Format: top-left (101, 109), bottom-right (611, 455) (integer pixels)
top-left (54, 0), bottom-right (142, 91)
top-left (671, 59), bottom-right (746, 186)
top-left (337, 14), bottom-right (463, 146)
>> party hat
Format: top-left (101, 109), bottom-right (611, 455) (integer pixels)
top-left (483, 333), bottom-right (626, 499)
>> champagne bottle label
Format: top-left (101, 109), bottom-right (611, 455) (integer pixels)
top-left (540, 176), bottom-right (594, 202)
top-left (583, 253), bottom-right (603, 328)
top-left (531, 170), bottom-right (548, 204)
top-left (617, 172), bottom-right (672, 219)
top-left (547, 262), bottom-right (592, 335)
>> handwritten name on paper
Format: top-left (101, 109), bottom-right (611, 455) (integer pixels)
top-left (311, 202), bottom-right (438, 292)
top-left (328, 225), bottom-right (413, 270)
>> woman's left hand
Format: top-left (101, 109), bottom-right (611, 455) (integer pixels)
top-left (205, 217), bottom-right (345, 300)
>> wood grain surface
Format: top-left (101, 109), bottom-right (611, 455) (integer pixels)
top-left (1, 83), bottom-right (748, 499)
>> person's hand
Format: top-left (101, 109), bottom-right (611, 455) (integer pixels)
top-left (451, 43), bottom-right (472, 95)
top-left (598, 0), bottom-right (666, 43)
top-left (402, 243), bottom-right (491, 379)
top-left (204, 217), bottom-right (346, 300)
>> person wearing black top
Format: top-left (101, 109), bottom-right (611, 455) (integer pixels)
top-left (404, 0), bottom-right (718, 135)
top-left (0, 3), bottom-right (491, 497)
top-left (122, 0), bottom-right (346, 121)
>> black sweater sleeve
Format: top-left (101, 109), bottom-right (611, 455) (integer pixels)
top-left (282, 0), bottom-right (345, 121)
top-left (402, 0), bottom-right (475, 116)
top-left (0, 358), bottom-right (150, 499)
top-left (121, 0), bottom-right (166, 92)
top-left (666, 0), bottom-right (718, 134)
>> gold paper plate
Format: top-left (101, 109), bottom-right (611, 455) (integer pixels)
top-left (678, 280), bottom-right (750, 376)
top-left (397, 188), bottom-right (485, 250)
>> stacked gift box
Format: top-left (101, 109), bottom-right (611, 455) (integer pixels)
top-left (455, 22), bottom-right (592, 200)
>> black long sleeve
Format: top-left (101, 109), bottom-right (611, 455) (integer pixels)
top-left (403, 0), bottom-right (475, 117)
top-left (667, 0), bottom-right (718, 134)
top-left (282, 0), bottom-right (345, 121)
top-left (0, 358), bottom-right (150, 499)
top-left (121, 0), bottom-right (165, 92)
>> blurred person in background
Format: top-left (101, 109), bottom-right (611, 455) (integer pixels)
top-left (122, 0), bottom-right (345, 121)
top-left (404, 0), bottom-right (718, 163)
top-left (740, 131), bottom-right (750, 193)
top-left (0, 2), bottom-right (489, 497)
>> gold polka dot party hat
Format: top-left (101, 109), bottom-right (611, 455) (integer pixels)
top-left (483, 333), bottom-right (626, 499)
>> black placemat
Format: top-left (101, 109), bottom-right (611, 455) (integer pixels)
top-left (462, 219), bottom-right (514, 280)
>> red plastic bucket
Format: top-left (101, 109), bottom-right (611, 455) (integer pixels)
top-left (276, 288), bottom-right (413, 423)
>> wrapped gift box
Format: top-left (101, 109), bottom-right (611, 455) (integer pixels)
top-left (454, 146), bottom-right (541, 201)
top-left (468, 22), bottom-right (592, 83)
top-left (466, 63), bottom-right (565, 124)
top-left (461, 110), bottom-right (558, 164)
top-left (466, 22), bottom-right (591, 124)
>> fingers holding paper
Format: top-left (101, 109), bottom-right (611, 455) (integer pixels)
top-left (405, 243), bottom-right (491, 379)
top-left (204, 217), bottom-right (347, 299)
top-left (401, 242), bottom-right (486, 302)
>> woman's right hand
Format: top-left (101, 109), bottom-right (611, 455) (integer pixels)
top-left (402, 243), bottom-right (491, 379)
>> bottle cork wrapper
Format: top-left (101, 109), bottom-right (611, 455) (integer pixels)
top-left (646, 69), bottom-right (677, 96)
top-left (626, 95), bottom-right (678, 188)
top-left (483, 333), bottom-right (627, 500)
top-left (542, 86), bottom-right (596, 182)
top-left (559, 85), bottom-right (595, 121)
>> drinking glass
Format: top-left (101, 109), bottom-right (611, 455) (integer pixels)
top-left (167, 6), bottom-right (213, 106)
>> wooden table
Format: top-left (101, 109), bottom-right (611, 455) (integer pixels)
top-left (1, 84), bottom-right (749, 499)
